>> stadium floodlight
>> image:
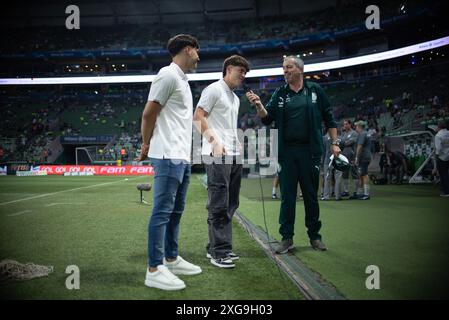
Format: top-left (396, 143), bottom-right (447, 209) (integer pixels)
top-left (0, 36), bottom-right (448, 85)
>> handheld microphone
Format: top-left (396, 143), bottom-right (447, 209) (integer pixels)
top-left (244, 85), bottom-right (257, 106)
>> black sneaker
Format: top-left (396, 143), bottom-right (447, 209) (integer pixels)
top-left (210, 257), bottom-right (235, 268)
top-left (275, 239), bottom-right (294, 254)
top-left (272, 194), bottom-right (278, 200)
top-left (349, 193), bottom-right (360, 200)
top-left (340, 191), bottom-right (350, 197)
top-left (310, 239), bottom-right (328, 251)
top-left (226, 252), bottom-right (240, 261)
top-left (207, 252), bottom-right (239, 261)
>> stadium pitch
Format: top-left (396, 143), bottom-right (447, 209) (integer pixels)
top-left (239, 178), bottom-right (449, 299)
top-left (1, 174), bottom-right (448, 299)
top-left (0, 175), bottom-right (302, 300)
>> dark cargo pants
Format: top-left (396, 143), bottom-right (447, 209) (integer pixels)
top-left (205, 157), bottom-right (243, 259)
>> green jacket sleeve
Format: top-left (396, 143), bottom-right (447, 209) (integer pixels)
top-left (316, 84), bottom-right (337, 129)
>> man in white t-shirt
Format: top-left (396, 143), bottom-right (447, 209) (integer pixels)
top-left (193, 55), bottom-right (250, 268)
top-left (435, 120), bottom-right (449, 197)
top-left (136, 34), bottom-right (202, 291)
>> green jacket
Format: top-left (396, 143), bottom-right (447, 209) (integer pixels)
top-left (262, 81), bottom-right (337, 160)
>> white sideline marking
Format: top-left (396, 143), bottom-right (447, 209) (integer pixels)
top-left (0, 176), bottom-right (145, 206)
top-left (45, 202), bottom-right (86, 207)
top-left (8, 210), bottom-right (32, 217)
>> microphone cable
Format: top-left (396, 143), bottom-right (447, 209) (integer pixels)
top-left (244, 85), bottom-right (295, 299)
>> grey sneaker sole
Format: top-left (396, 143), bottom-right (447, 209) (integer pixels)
top-left (144, 279), bottom-right (186, 291)
top-left (310, 243), bottom-right (328, 251)
top-left (210, 259), bottom-right (235, 268)
top-left (166, 267), bottom-right (202, 276)
top-left (275, 244), bottom-right (294, 254)
top-left (207, 253), bottom-right (239, 261)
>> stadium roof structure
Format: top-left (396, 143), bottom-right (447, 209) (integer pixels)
top-left (1, 0), bottom-right (336, 27)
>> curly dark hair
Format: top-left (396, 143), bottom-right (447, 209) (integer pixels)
top-left (222, 55), bottom-right (250, 77)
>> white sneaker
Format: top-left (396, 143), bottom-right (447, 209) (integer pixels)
top-left (144, 265), bottom-right (186, 291)
top-left (163, 256), bottom-right (202, 275)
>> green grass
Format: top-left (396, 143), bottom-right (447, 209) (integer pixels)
top-left (3, 174), bottom-right (448, 300)
top-left (239, 177), bottom-right (449, 299)
top-left (0, 175), bottom-right (302, 300)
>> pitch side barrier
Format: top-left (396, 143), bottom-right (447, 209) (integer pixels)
top-left (33, 165), bottom-right (154, 176)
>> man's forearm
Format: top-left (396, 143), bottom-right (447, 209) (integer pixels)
top-left (141, 101), bottom-right (161, 145)
top-left (435, 136), bottom-right (441, 156)
top-left (256, 104), bottom-right (268, 118)
top-left (197, 118), bottom-right (218, 143)
top-left (355, 145), bottom-right (362, 159)
top-left (141, 117), bottom-right (156, 145)
top-left (193, 110), bottom-right (220, 145)
top-left (328, 127), bottom-right (338, 141)
top-left (345, 136), bottom-right (356, 146)
top-left (195, 115), bottom-right (210, 136)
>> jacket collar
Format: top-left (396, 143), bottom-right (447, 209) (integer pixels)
top-left (283, 80), bottom-right (311, 93)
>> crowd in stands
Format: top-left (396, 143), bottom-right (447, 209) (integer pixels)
top-left (0, 0), bottom-right (426, 55)
top-left (0, 99), bottom-right (58, 163)
top-left (95, 129), bottom-right (141, 163)
top-left (0, 85), bottom-right (147, 163)
top-left (1, 60), bottom-right (447, 171)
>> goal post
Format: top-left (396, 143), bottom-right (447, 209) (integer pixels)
top-left (385, 131), bottom-right (435, 184)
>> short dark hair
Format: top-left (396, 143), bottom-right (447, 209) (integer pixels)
top-left (438, 120), bottom-right (447, 129)
top-left (167, 34), bottom-right (199, 57)
top-left (222, 55), bottom-right (250, 77)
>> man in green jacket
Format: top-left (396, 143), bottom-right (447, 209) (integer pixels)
top-left (246, 56), bottom-right (340, 253)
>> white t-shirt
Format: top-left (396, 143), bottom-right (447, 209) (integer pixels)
top-left (197, 79), bottom-right (241, 156)
top-left (147, 62), bottom-right (193, 162)
top-left (435, 128), bottom-right (449, 161)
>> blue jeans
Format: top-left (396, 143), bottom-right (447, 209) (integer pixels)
top-left (148, 158), bottom-right (191, 268)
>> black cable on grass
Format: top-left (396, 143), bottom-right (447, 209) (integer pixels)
top-left (258, 173), bottom-right (295, 300)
